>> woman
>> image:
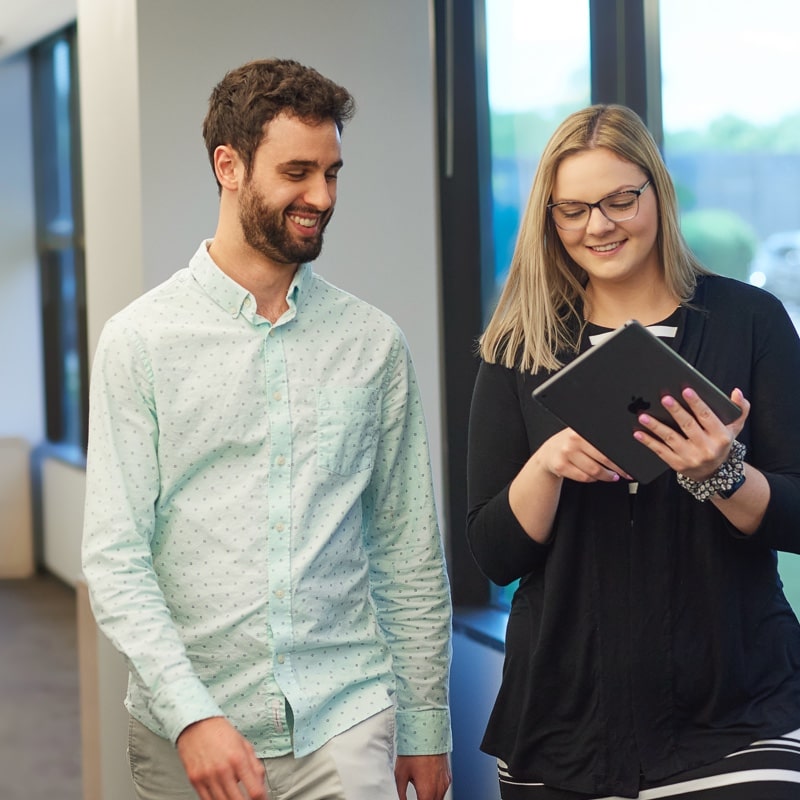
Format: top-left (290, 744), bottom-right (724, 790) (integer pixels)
top-left (467, 104), bottom-right (800, 799)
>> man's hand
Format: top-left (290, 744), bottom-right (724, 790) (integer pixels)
top-left (395, 754), bottom-right (451, 800)
top-left (176, 717), bottom-right (268, 800)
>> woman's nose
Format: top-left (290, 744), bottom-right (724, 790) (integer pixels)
top-left (585, 205), bottom-right (615, 235)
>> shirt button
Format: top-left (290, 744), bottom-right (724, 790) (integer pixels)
top-left (275, 589), bottom-right (285, 599)
top-left (275, 522), bottom-right (285, 532)
top-left (273, 391), bottom-right (282, 401)
top-left (276, 456), bottom-right (286, 466)
top-left (277, 654), bottom-right (285, 664)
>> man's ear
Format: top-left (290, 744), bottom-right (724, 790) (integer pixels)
top-left (213, 145), bottom-right (242, 191)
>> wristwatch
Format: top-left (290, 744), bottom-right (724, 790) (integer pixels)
top-left (716, 471), bottom-right (746, 499)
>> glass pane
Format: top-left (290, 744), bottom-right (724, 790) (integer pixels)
top-left (660, 0), bottom-right (800, 614)
top-left (484, 0), bottom-right (591, 608)
top-left (34, 37), bottom-right (75, 238)
top-left (51, 39), bottom-right (75, 237)
top-left (485, 0), bottom-right (591, 319)
top-left (57, 248), bottom-right (82, 446)
top-left (661, 0), bottom-right (800, 319)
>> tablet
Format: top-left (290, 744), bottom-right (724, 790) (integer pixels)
top-left (531, 319), bottom-right (742, 484)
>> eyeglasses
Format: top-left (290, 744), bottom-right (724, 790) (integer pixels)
top-left (547, 180), bottom-right (652, 231)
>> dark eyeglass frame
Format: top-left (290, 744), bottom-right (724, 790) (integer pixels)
top-left (547, 179), bottom-right (652, 230)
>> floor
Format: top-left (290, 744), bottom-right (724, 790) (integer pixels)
top-left (0, 571), bottom-right (82, 800)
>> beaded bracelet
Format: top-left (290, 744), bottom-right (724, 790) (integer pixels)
top-left (676, 440), bottom-right (747, 502)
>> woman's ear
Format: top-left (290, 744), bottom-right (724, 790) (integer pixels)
top-left (213, 144), bottom-right (241, 192)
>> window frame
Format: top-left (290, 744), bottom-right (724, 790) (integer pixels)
top-left (30, 24), bottom-right (88, 451)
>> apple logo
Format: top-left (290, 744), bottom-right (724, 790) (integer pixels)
top-left (627, 395), bottom-right (651, 415)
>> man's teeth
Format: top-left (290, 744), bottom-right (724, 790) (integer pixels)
top-left (289, 214), bottom-right (316, 228)
top-left (590, 242), bottom-right (620, 252)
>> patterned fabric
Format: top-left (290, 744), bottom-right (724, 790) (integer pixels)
top-left (82, 241), bottom-right (452, 758)
top-left (499, 728), bottom-right (800, 799)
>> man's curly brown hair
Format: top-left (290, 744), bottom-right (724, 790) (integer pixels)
top-left (202, 58), bottom-right (355, 191)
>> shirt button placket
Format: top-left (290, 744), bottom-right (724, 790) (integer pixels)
top-left (264, 327), bottom-right (292, 674)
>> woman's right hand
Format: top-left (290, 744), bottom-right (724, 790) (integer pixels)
top-left (535, 427), bottom-right (631, 484)
top-left (509, 428), bottom-right (630, 544)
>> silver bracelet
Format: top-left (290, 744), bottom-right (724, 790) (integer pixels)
top-left (676, 440), bottom-right (747, 502)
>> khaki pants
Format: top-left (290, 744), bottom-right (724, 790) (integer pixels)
top-left (128, 708), bottom-right (398, 800)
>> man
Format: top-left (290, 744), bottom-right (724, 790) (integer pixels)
top-left (82, 58), bottom-right (452, 800)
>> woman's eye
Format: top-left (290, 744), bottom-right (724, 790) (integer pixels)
top-left (607, 194), bottom-right (636, 210)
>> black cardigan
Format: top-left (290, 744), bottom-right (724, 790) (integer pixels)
top-left (466, 276), bottom-right (800, 797)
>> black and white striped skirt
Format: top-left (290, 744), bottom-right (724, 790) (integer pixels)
top-left (498, 728), bottom-right (800, 799)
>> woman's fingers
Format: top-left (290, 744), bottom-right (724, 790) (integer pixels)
top-left (547, 428), bottom-right (630, 482)
top-left (633, 387), bottom-right (751, 480)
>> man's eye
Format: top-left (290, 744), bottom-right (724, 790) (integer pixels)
top-left (286, 172), bottom-right (306, 180)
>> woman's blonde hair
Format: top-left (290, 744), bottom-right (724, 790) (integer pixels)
top-left (480, 104), bottom-right (708, 372)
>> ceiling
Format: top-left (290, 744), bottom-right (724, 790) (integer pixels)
top-left (0, 0), bottom-right (76, 62)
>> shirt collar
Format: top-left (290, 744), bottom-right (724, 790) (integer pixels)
top-left (189, 240), bottom-right (313, 324)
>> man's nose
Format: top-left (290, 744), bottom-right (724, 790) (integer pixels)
top-left (303, 175), bottom-right (335, 210)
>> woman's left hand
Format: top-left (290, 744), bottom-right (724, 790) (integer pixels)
top-left (633, 387), bottom-right (749, 481)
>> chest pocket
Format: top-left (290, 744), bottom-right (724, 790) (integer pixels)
top-left (316, 386), bottom-right (380, 475)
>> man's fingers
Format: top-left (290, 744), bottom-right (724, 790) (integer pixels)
top-left (238, 756), bottom-right (268, 800)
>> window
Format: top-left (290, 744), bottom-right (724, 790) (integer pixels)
top-left (661, 0), bottom-right (800, 315)
top-left (660, 0), bottom-right (800, 614)
top-left (31, 25), bottom-right (88, 450)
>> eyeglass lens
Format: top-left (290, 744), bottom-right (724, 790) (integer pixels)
top-left (551, 191), bottom-right (640, 230)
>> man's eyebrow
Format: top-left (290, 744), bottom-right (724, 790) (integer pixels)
top-left (278, 159), bottom-right (344, 170)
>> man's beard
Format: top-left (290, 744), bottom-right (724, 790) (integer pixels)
top-left (239, 180), bottom-right (332, 265)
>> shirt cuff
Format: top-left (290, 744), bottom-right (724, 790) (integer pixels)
top-left (395, 708), bottom-right (453, 755)
top-left (150, 675), bottom-right (225, 745)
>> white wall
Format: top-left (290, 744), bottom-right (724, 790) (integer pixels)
top-left (41, 457), bottom-right (86, 583)
top-left (78, 0), bottom-right (144, 351)
top-left (0, 438), bottom-right (35, 577)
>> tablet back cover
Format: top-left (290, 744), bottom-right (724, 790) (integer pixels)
top-left (532, 320), bottom-right (741, 483)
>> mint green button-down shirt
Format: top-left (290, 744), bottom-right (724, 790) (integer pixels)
top-left (82, 242), bottom-right (452, 758)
